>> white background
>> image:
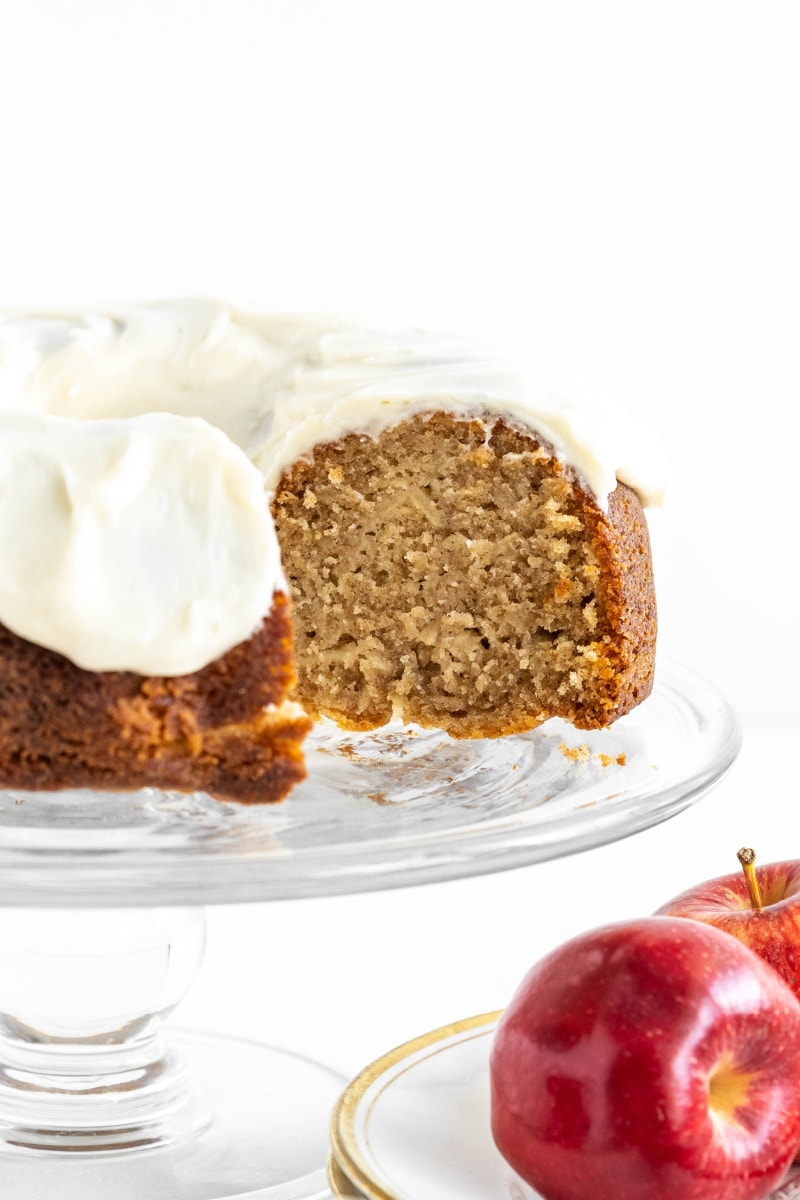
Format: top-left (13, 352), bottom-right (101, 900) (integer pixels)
top-left (2, 0), bottom-right (799, 1141)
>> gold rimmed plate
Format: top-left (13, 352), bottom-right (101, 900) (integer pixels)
top-left (329, 1012), bottom-right (532, 1200)
top-left (327, 1153), bottom-right (367, 1198)
top-left (329, 1013), bottom-right (800, 1200)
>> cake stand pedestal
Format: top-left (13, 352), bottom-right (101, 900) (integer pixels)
top-left (0, 658), bottom-right (741, 1199)
top-left (0, 907), bottom-right (343, 1199)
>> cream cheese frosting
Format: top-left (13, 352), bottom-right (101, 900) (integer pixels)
top-left (0, 409), bottom-right (282, 675)
top-left (0, 298), bottom-right (668, 675)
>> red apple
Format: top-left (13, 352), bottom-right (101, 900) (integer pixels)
top-left (490, 916), bottom-right (800, 1200)
top-left (655, 851), bottom-right (800, 1003)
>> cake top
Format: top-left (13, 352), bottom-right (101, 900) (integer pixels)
top-left (0, 298), bottom-right (668, 506)
top-left (0, 299), bottom-right (668, 675)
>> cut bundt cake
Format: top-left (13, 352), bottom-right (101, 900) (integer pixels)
top-left (0, 300), bottom-right (667, 801)
top-left (273, 413), bottom-right (655, 737)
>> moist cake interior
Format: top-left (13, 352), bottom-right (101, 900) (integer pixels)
top-left (273, 413), bottom-right (655, 737)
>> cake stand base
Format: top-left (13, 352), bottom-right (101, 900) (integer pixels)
top-left (0, 908), bottom-right (344, 1198)
top-left (0, 1030), bottom-right (344, 1200)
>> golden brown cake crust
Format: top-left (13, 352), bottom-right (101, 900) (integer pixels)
top-left (0, 592), bottom-right (310, 803)
top-left (580, 481), bottom-right (657, 723)
top-left (273, 413), bottom-right (657, 736)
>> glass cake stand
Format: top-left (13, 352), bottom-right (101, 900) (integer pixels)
top-left (0, 657), bottom-right (741, 1199)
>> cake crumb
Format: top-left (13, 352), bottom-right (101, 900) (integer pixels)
top-left (328, 466), bottom-right (345, 485)
top-left (596, 751), bottom-right (626, 768)
top-left (335, 742), bottom-right (362, 762)
top-left (368, 791), bottom-right (391, 806)
top-left (559, 741), bottom-right (590, 762)
top-left (303, 489), bottom-right (317, 509)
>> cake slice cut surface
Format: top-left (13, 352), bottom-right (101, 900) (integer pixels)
top-left (274, 412), bottom-right (656, 737)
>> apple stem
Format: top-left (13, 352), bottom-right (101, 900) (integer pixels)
top-left (737, 847), bottom-right (763, 910)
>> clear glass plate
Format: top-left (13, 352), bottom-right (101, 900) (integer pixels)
top-left (329, 1015), bottom-right (800, 1200)
top-left (0, 658), bottom-right (741, 908)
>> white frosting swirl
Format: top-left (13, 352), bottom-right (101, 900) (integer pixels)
top-left (0, 409), bottom-right (282, 675)
top-left (0, 299), bottom-right (669, 674)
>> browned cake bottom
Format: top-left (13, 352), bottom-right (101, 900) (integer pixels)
top-left (0, 592), bottom-right (310, 803)
top-left (273, 413), bottom-right (656, 737)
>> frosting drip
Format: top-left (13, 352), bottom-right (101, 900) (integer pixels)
top-left (0, 299), bottom-right (668, 674)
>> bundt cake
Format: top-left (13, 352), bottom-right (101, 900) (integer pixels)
top-left (0, 300), bottom-right (667, 801)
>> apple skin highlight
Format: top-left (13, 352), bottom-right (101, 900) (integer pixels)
top-left (490, 917), bottom-right (800, 1200)
top-left (655, 859), bottom-right (800, 1003)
